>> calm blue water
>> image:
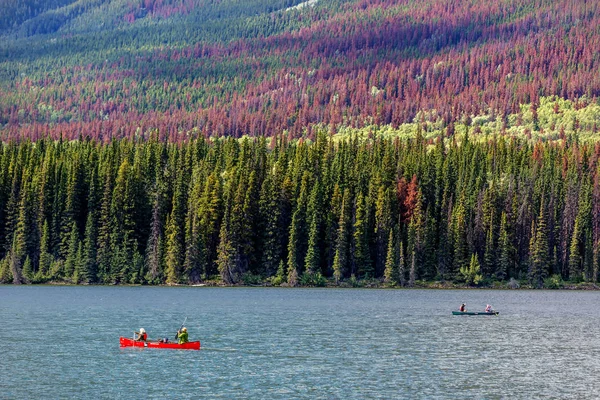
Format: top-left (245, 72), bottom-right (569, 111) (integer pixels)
top-left (1, 286), bottom-right (600, 399)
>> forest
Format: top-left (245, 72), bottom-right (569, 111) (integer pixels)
top-left (1, 0), bottom-right (600, 141)
top-left (0, 127), bottom-right (599, 288)
top-left (1, 0), bottom-right (600, 287)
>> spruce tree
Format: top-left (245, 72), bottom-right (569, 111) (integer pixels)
top-left (353, 192), bottom-right (372, 278)
top-left (383, 230), bottom-right (398, 284)
top-left (287, 172), bottom-right (310, 283)
top-left (82, 212), bottom-right (98, 284)
top-left (568, 217), bottom-right (581, 281)
top-left (529, 201), bottom-right (550, 288)
top-left (305, 183), bottom-right (322, 275)
top-left (332, 189), bottom-right (351, 283)
top-left (259, 172), bottom-right (282, 276)
top-left (496, 212), bottom-right (511, 281)
top-left (64, 221), bottom-right (79, 281)
top-left (36, 220), bottom-right (52, 282)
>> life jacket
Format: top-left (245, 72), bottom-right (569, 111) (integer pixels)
top-left (139, 332), bottom-right (147, 341)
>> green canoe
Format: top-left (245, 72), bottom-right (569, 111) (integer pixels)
top-left (452, 311), bottom-right (499, 316)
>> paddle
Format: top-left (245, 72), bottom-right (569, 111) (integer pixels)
top-left (175, 316), bottom-right (187, 341)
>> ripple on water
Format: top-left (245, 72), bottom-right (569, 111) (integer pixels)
top-left (2, 286), bottom-right (600, 399)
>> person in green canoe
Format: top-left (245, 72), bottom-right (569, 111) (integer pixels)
top-left (176, 327), bottom-right (189, 344)
top-left (459, 303), bottom-right (466, 312)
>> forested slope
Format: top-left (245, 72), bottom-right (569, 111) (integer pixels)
top-left (1, 0), bottom-right (600, 140)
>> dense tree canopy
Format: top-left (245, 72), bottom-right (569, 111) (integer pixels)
top-left (1, 129), bottom-right (599, 287)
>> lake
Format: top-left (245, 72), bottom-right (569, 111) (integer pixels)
top-left (1, 286), bottom-right (600, 399)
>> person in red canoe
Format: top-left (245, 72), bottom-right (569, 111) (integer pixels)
top-left (459, 303), bottom-right (466, 312)
top-left (134, 328), bottom-right (147, 341)
top-left (176, 327), bottom-right (189, 344)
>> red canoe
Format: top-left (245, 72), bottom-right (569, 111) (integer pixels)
top-left (120, 337), bottom-right (200, 350)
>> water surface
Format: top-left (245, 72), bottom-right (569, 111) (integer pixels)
top-left (1, 286), bottom-right (599, 399)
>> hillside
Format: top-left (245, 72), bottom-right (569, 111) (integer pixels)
top-left (1, 0), bottom-right (600, 140)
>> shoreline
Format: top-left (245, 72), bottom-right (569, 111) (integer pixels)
top-left (4, 280), bottom-right (600, 290)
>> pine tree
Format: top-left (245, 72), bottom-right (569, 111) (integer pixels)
top-left (217, 173), bottom-right (242, 284)
top-left (568, 217), bottom-right (582, 281)
top-left (305, 181), bottom-right (323, 275)
top-left (353, 192), bottom-right (372, 278)
top-left (332, 189), bottom-right (351, 283)
top-left (22, 256), bottom-right (33, 283)
top-left (9, 186), bottom-right (29, 284)
top-left (96, 167), bottom-right (113, 284)
top-left (287, 172), bottom-right (310, 283)
top-left (398, 241), bottom-right (406, 286)
top-left (36, 220), bottom-right (52, 282)
top-left (72, 242), bottom-right (84, 284)
top-left (9, 233), bottom-right (24, 284)
top-left (146, 170), bottom-right (166, 284)
top-left (81, 212), bottom-right (98, 284)
top-left (383, 230), bottom-right (398, 284)
top-left (496, 212), bottom-right (511, 281)
top-left (529, 201), bottom-right (550, 288)
top-left (375, 186), bottom-right (393, 276)
top-left (64, 221), bottom-right (79, 282)
top-left (259, 172), bottom-right (282, 276)
top-left (483, 222), bottom-right (495, 278)
top-left (460, 254), bottom-right (483, 285)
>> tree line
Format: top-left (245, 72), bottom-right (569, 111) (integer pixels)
top-left (0, 130), bottom-right (599, 287)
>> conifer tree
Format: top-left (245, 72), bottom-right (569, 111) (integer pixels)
top-left (22, 256), bottom-right (33, 283)
top-left (353, 192), bottom-right (372, 278)
top-left (332, 188), bottom-right (351, 283)
top-left (64, 221), bottom-right (79, 281)
top-left (375, 186), bottom-right (393, 275)
top-left (305, 180), bottom-right (323, 275)
top-left (529, 201), bottom-right (550, 288)
top-left (72, 242), bottom-right (84, 284)
top-left (287, 172), bottom-right (310, 283)
top-left (496, 212), bottom-right (511, 281)
top-left (165, 175), bottom-right (186, 284)
top-left (217, 173), bottom-right (241, 284)
top-left (36, 220), bottom-right (52, 281)
top-left (146, 169), bottom-right (166, 284)
top-left (259, 172), bottom-right (282, 276)
top-left (483, 222), bottom-right (495, 278)
top-left (383, 230), bottom-right (398, 284)
top-left (96, 167), bottom-right (113, 283)
top-left (398, 241), bottom-right (406, 286)
top-left (82, 212), bottom-right (97, 284)
top-left (568, 217), bottom-right (581, 281)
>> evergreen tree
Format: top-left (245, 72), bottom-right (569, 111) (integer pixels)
top-left (398, 241), bottom-right (406, 286)
top-left (529, 201), bottom-right (550, 288)
top-left (81, 212), bottom-right (98, 284)
top-left (22, 256), bottom-right (33, 283)
top-left (36, 220), bottom-right (52, 282)
top-left (353, 192), bottom-right (372, 278)
top-left (287, 172), bottom-right (310, 283)
top-left (332, 188), bottom-right (351, 283)
top-left (496, 212), bottom-right (511, 281)
top-left (460, 253), bottom-right (483, 285)
top-left (64, 221), bottom-right (79, 281)
top-left (483, 222), bottom-right (495, 278)
top-left (259, 172), bottom-right (282, 276)
top-left (305, 180), bottom-right (323, 275)
top-left (383, 230), bottom-right (398, 284)
top-left (568, 217), bottom-right (582, 281)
